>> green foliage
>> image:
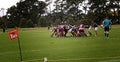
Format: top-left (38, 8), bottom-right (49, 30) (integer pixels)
top-left (88, 0), bottom-right (120, 24)
top-left (0, 17), bottom-right (7, 29)
top-left (66, 17), bottom-right (74, 25)
top-left (7, 0), bottom-right (47, 28)
top-left (38, 16), bottom-right (48, 27)
top-left (19, 18), bottom-right (34, 28)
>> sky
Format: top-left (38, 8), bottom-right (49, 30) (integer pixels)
top-left (0, 0), bottom-right (19, 9)
top-left (0, 0), bottom-right (19, 16)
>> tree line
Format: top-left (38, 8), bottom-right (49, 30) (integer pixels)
top-left (0, 0), bottom-right (120, 29)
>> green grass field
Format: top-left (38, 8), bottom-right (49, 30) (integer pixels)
top-left (0, 25), bottom-right (120, 62)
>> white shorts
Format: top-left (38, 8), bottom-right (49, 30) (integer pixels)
top-left (94, 27), bottom-right (98, 31)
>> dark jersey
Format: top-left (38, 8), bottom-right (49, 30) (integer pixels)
top-left (93, 23), bottom-right (98, 27)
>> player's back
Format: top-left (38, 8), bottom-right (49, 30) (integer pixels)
top-left (79, 24), bottom-right (85, 30)
top-left (103, 19), bottom-right (111, 27)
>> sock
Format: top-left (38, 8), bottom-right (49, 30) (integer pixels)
top-left (106, 32), bottom-right (109, 37)
top-left (88, 31), bottom-right (92, 36)
top-left (104, 32), bottom-right (106, 37)
top-left (106, 33), bottom-right (109, 37)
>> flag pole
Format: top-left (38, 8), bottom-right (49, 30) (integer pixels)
top-left (17, 37), bottom-right (23, 62)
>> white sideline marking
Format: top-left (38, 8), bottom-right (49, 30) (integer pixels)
top-left (0, 51), bottom-right (17, 55)
top-left (0, 50), bottom-right (41, 56)
top-left (99, 59), bottom-right (120, 62)
top-left (22, 56), bottom-right (120, 62)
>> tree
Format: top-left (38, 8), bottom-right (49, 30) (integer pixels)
top-left (88, 0), bottom-right (120, 24)
top-left (7, 0), bottom-right (47, 27)
top-left (65, 0), bottom-right (84, 22)
top-left (0, 16), bottom-right (7, 32)
top-left (53, 0), bottom-right (66, 23)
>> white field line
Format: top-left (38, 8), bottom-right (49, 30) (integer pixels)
top-left (1, 50), bottom-right (120, 62)
top-left (0, 50), bottom-right (41, 55)
top-left (0, 51), bottom-right (17, 55)
top-left (98, 59), bottom-right (120, 62)
top-left (22, 56), bottom-right (120, 62)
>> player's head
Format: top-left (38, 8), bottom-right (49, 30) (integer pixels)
top-left (105, 16), bottom-right (110, 19)
top-left (106, 17), bottom-right (108, 19)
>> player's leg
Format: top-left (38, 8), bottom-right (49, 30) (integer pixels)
top-left (51, 32), bottom-right (54, 37)
top-left (106, 27), bottom-right (110, 37)
top-left (51, 29), bottom-right (56, 37)
top-left (104, 27), bottom-right (109, 37)
top-left (56, 29), bottom-right (60, 37)
top-left (104, 27), bottom-right (107, 37)
top-left (88, 31), bottom-right (92, 36)
top-left (94, 27), bottom-right (98, 36)
top-left (106, 31), bottom-right (109, 37)
top-left (82, 30), bottom-right (87, 37)
top-left (88, 26), bottom-right (92, 36)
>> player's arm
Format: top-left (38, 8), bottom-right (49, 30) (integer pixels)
top-left (100, 21), bottom-right (104, 29)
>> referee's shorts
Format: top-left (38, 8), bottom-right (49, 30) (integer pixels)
top-left (104, 26), bottom-right (110, 31)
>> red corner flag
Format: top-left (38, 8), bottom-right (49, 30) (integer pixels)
top-left (8, 29), bottom-right (23, 61)
top-left (8, 29), bottom-right (19, 40)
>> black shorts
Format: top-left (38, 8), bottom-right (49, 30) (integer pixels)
top-left (104, 26), bottom-right (109, 31)
top-left (54, 29), bottom-right (57, 32)
top-left (64, 29), bottom-right (68, 33)
top-left (79, 30), bottom-right (84, 33)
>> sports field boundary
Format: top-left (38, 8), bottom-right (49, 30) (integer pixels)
top-left (22, 56), bottom-right (120, 62)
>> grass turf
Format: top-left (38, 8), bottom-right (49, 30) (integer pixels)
top-left (0, 26), bottom-right (120, 62)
